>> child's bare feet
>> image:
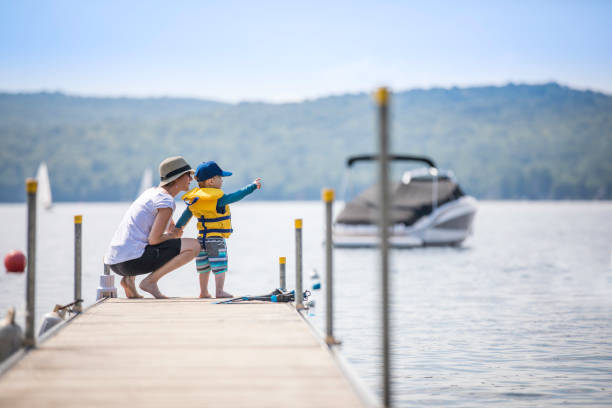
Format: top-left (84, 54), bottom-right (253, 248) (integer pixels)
top-left (215, 291), bottom-right (233, 298)
top-left (198, 272), bottom-right (212, 299)
top-left (120, 276), bottom-right (143, 298)
top-left (139, 277), bottom-right (168, 299)
top-left (213, 272), bottom-right (231, 298)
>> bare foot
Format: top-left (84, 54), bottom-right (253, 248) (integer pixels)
top-left (215, 291), bottom-right (233, 298)
top-left (127, 276), bottom-right (143, 298)
top-left (120, 277), bottom-right (142, 298)
top-left (199, 292), bottom-right (212, 298)
top-left (139, 278), bottom-right (168, 299)
top-left (120, 277), bottom-right (131, 297)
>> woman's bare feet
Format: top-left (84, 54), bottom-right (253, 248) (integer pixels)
top-left (139, 277), bottom-right (168, 299)
top-left (215, 291), bottom-right (233, 298)
top-left (199, 292), bottom-right (212, 299)
top-left (120, 276), bottom-right (143, 299)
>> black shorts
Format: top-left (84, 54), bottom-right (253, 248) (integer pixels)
top-left (109, 239), bottom-right (182, 276)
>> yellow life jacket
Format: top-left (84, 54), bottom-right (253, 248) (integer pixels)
top-left (182, 187), bottom-right (232, 241)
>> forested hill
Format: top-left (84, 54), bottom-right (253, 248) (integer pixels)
top-left (1, 83), bottom-right (611, 202)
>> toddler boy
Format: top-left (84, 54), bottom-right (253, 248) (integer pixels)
top-left (176, 161), bottom-right (261, 298)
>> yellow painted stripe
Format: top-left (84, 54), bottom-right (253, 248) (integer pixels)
top-left (322, 188), bottom-right (335, 202)
top-left (295, 219), bottom-right (302, 229)
top-left (26, 178), bottom-right (37, 193)
top-left (74, 215), bottom-right (82, 224)
top-left (374, 87), bottom-right (390, 106)
top-left (279, 257), bottom-right (286, 264)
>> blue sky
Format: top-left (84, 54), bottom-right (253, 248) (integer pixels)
top-left (1, 0), bottom-right (611, 102)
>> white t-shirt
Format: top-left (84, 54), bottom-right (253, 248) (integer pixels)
top-left (104, 188), bottom-right (176, 265)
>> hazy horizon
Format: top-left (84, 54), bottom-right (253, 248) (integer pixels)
top-left (2, 81), bottom-right (611, 105)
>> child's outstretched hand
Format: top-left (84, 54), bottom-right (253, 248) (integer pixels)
top-left (253, 178), bottom-right (262, 189)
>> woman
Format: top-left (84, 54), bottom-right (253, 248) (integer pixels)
top-left (104, 156), bottom-right (201, 299)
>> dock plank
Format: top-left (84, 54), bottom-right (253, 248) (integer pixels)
top-left (0, 298), bottom-right (365, 407)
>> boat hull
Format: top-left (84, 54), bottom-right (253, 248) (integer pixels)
top-left (332, 196), bottom-right (477, 248)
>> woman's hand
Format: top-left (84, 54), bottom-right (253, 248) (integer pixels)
top-left (169, 225), bottom-right (184, 238)
top-left (148, 208), bottom-right (174, 245)
top-left (165, 219), bottom-right (183, 238)
top-left (253, 177), bottom-right (262, 189)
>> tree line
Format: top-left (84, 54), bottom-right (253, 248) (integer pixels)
top-left (0, 82), bottom-right (610, 202)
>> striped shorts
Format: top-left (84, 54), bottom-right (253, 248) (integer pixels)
top-left (196, 237), bottom-right (228, 275)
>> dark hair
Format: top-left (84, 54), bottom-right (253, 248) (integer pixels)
top-left (164, 172), bottom-right (190, 188)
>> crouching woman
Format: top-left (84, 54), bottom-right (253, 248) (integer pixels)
top-left (104, 156), bottom-right (200, 299)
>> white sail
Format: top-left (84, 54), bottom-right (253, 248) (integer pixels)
top-left (36, 162), bottom-right (53, 210)
top-left (138, 168), bottom-right (153, 197)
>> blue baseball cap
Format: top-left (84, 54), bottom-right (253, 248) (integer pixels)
top-left (195, 161), bottom-right (232, 181)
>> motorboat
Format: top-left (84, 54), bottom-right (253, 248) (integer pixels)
top-left (333, 154), bottom-right (477, 248)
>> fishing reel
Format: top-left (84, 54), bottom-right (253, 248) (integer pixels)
top-left (270, 289), bottom-right (311, 303)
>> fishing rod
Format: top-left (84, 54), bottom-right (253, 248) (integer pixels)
top-left (215, 288), bottom-right (311, 304)
top-left (57, 299), bottom-right (83, 311)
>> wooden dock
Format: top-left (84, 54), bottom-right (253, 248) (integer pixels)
top-left (0, 298), bottom-right (368, 407)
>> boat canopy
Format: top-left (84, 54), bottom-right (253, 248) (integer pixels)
top-left (346, 154), bottom-right (437, 168)
top-left (336, 178), bottom-right (465, 226)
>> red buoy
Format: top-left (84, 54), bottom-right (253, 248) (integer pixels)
top-left (4, 250), bottom-right (26, 273)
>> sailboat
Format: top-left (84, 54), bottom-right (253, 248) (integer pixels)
top-left (137, 168), bottom-right (153, 197)
top-left (35, 162), bottom-right (53, 210)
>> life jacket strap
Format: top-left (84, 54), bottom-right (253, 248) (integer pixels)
top-left (203, 215), bottom-right (231, 222)
top-left (185, 197), bottom-right (199, 206)
top-left (205, 228), bottom-right (233, 234)
top-left (197, 213), bottom-right (233, 244)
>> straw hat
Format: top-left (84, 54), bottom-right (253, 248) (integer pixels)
top-left (159, 156), bottom-right (194, 186)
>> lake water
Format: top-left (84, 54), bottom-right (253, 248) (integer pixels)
top-left (1, 201), bottom-right (612, 406)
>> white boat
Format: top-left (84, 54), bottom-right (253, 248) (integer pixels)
top-left (137, 168), bottom-right (153, 196)
top-left (36, 162), bottom-right (53, 210)
top-left (333, 155), bottom-right (477, 248)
